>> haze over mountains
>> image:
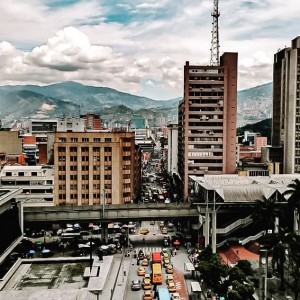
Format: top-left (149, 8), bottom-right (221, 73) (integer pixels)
top-left (0, 81), bottom-right (272, 128)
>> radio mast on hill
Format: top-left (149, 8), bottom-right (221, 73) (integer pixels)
top-left (210, 0), bottom-right (220, 66)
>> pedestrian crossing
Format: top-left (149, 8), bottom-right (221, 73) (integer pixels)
top-left (133, 246), bottom-right (168, 254)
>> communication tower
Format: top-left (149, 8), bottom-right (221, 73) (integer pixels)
top-left (210, 0), bottom-right (220, 66)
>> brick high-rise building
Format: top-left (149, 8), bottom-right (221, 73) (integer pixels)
top-left (272, 36), bottom-right (300, 173)
top-left (54, 130), bottom-right (141, 205)
top-left (178, 52), bottom-right (238, 201)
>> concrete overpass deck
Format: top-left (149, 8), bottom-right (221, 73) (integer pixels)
top-left (23, 203), bottom-right (199, 223)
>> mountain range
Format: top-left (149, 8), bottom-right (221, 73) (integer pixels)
top-left (0, 81), bottom-right (272, 128)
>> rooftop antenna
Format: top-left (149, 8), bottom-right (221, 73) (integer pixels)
top-left (210, 0), bottom-right (220, 66)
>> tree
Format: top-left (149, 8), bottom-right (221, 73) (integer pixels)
top-left (283, 232), bottom-right (300, 300)
top-left (251, 196), bottom-right (280, 234)
top-left (283, 178), bottom-right (300, 231)
top-left (235, 260), bottom-right (254, 276)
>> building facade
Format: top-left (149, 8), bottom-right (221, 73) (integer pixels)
top-left (0, 165), bottom-right (54, 204)
top-left (167, 123), bottom-right (178, 175)
top-left (272, 36), bottom-right (300, 173)
top-left (178, 53), bottom-right (238, 201)
top-left (54, 131), bottom-right (141, 206)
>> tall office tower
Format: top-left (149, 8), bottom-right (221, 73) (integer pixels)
top-left (272, 36), bottom-right (300, 173)
top-left (54, 131), bottom-right (141, 206)
top-left (178, 52), bottom-right (238, 201)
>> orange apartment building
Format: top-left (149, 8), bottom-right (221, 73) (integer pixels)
top-left (178, 53), bottom-right (238, 201)
top-left (54, 130), bottom-right (141, 206)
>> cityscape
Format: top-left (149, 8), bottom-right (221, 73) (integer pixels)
top-left (0, 1), bottom-right (300, 300)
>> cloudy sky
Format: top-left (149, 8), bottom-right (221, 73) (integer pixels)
top-left (0, 0), bottom-right (299, 100)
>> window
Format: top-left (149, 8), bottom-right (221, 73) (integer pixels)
top-left (71, 138), bottom-right (78, 142)
top-left (82, 184), bottom-right (89, 189)
top-left (93, 156), bottom-right (100, 161)
top-left (123, 174), bottom-right (130, 179)
top-left (105, 138), bottom-right (112, 142)
top-left (104, 175), bottom-right (112, 180)
top-left (81, 147), bottom-right (89, 152)
top-left (82, 165), bottom-right (89, 171)
top-left (6, 172), bottom-right (12, 176)
top-left (31, 172), bottom-right (37, 176)
top-left (93, 147), bottom-right (100, 152)
top-left (82, 138), bottom-right (89, 142)
top-left (59, 185), bottom-right (66, 190)
top-left (70, 147), bottom-right (77, 152)
top-left (18, 172), bottom-right (24, 176)
top-left (104, 184), bottom-right (111, 189)
top-left (70, 165), bottom-right (77, 171)
top-left (59, 194), bottom-right (66, 199)
top-left (93, 184), bottom-right (100, 189)
top-left (59, 166), bottom-right (66, 171)
top-left (123, 147), bottom-right (131, 151)
top-left (82, 194), bottom-right (89, 199)
top-left (59, 175), bottom-right (66, 180)
top-left (70, 175), bottom-right (77, 180)
top-left (82, 156), bottom-right (89, 161)
top-left (70, 156), bottom-right (77, 162)
top-left (93, 174), bottom-right (100, 180)
top-left (59, 137), bottom-right (66, 142)
top-left (93, 165), bottom-right (100, 171)
top-left (104, 165), bottom-right (112, 171)
top-left (93, 193), bottom-right (100, 198)
top-left (58, 147), bottom-right (66, 152)
top-left (70, 184), bottom-right (77, 190)
top-left (70, 194), bottom-right (77, 199)
top-left (104, 147), bottom-right (112, 152)
top-left (122, 165), bottom-right (130, 170)
top-left (94, 138), bottom-right (100, 142)
top-left (82, 175), bottom-right (89, 180)
top-left (104, 156), bottom-right (112, 162)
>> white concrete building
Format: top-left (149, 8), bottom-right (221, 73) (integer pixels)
top-left (0, 165), bottom-right (54, 204)
top-left (167, 123), bottom-right (178, 175)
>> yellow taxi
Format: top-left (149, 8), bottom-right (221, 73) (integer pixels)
top-left (171, 292), bottom-right (181, 300)
top-left (143, 290), bottom-right (153, 300)
top-left (144, 273), bottom-right (151, 281)
top-left (142, 278), bottom-right (152, 290)
top-left (140, 228), bottom-right (150, 235)
top-left (166, 274), bottom-right (174, 284)
top-left (167, 281), bottom-right (176, 293)
top-left (141, 258), bottom-right (149, 266)
top-left (137, 267), bottom-right (146, 276)
top-left (166, 265), bottom-right (173, 274)
top-left (163, 257), bottom-right (170, 267)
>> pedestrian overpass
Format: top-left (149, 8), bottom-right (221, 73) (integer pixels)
top-left (23, 202), bottom-right (199, 223)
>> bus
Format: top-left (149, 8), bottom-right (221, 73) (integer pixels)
top-left (152, 263), bottom-right (163, 284)
top-left (152, 251), bottom-right (162, 264)
top-left (157, 287), bottom-right (170, 300)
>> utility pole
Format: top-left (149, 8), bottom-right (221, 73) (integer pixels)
top-left (210, 0), bottom-right (220, 66)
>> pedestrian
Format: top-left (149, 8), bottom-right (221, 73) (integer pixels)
top-left (171, 249), bottom-right (174, 257)
top-left (137, 258), bottom-right (140, 265)
top-left (174, 248), bottom-right (177, 255)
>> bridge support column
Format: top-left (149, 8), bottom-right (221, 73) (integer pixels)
top-left (211, 209), bottom-right (216, 253)
top-left (204, 209), bottom-right (210, 248)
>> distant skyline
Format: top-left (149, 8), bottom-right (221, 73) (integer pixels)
top-left (0, 0), bottom-right (299, 100)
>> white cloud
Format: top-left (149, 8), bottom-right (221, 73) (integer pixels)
top-left (0, 0), bottom-right (300, 98)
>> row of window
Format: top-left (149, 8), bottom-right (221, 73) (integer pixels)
top-left (5, 171), bottom-right (39, 177)
top-left (59, 146), bottom-right (112, 152)
top-left (59, 175), bottom-right (113, 181)
top-left (58, 155), bottom-right (130, 162)
top-left (58, 137), bottom-right (112, 143)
